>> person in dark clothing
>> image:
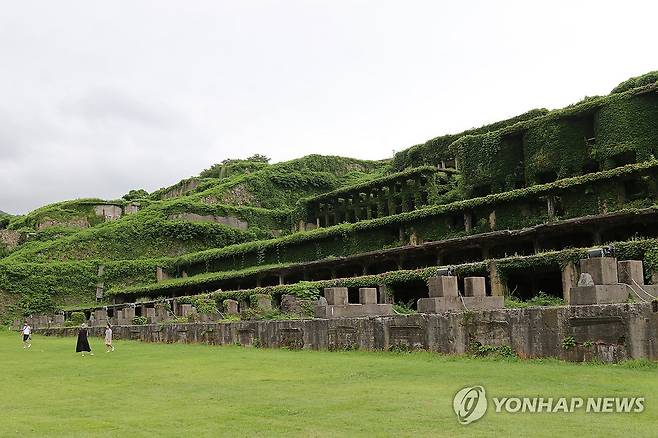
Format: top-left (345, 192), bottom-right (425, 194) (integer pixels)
top-left (76, 323), bottom-right (93, 356)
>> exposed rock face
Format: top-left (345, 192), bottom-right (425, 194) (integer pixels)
top-left (168, 213), bottom-right (248, 230)
top-left (0, 229), bottom-right (22, 250)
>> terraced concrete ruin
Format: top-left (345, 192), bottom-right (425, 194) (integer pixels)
top-left (4, 72), bottom-right (658, 361)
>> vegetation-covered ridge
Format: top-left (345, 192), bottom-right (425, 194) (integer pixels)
top-left (1, 71), bottom-right (658, 319)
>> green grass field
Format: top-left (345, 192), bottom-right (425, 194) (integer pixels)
top-left (1, 330), bottom-right (656, 437)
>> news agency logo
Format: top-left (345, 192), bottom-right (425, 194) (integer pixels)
top-left (453, 385), bottom-right (646, 425)
top-left (453, 386), bottom-right (487, 425)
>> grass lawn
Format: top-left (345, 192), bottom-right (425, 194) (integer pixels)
top-left (0, 330), bottom-right (656, 437)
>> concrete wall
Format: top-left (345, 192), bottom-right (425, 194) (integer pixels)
top-left (34, 303), bottom-right (658, 362)
top-left (168, 213), bottom-right (248, 230)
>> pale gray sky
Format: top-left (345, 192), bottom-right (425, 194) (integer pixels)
top-left (0, 0), bottom-right (656, 214)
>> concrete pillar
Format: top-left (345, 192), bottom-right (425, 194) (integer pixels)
top-left (377, 284), bottom-right (393, 304)
top-left (278, 273), bottom-right (285, 285)
top-left (617, 260), bottom-right (644, 286)
top-left (180, 304), bottom-right (193, 317)
top-left (252, 294), bottom-right (272, 310)
top-left (464, 277), bottom-right (486, 297)
top-left (561, 261), bottom-right (579, 303)
top-left (223, 299), bottom-right (239, 315)
top-left (547, 196), bottom-right (556, 221)
top-left (156, 266), bottom-right (169, 283)
top-left (324, 287), bottom-right (348, 305)
top-left (579, 257), bottom-right (618, 285)
top-left (358, 288), bottom-right (378, 304)
top-left (488, 211), bottom-right (496, 230)
top-left (428, 276), bottom-right (458, 297)
top-left (489, 261), bottom-right (507, 297)
top-left (145, 307), bottom-right (156, 323)
top-left (464, 212), bottom-right (473, 232)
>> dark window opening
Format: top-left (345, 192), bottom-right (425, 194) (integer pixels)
top-left (489, 241), bottom-right (535, 259)
top-left (367, 258), bottom-right (399, 275)
top-left (401, 252), bottom-right (439, 270)
top-left (607, 150), bottom-right (637, 168)
top-left (442, 248), bottom-right (482, 265)
top-left (306, 268), bottom-right (333, 281)
top-left (536, 231), bottom-right (593, 252)
top-left (623, 178), bottom-right (647, 201)
top-left (370, 204), bottom-right (379, 219)
top-left (334, 264), bottom-right (364, 279)
top-left (582, 160), bottom-right (600, 174)
top-left (537, 170), bottom-right (558, 184)
top-left (506, 267), bottom-right (563, 301)
top-left (107, 309), bottom-right (114, 318)
top-left (447, 214), bottom-right (464, 230)
top-left (601, 222), bottom-right (658, 244)
top-left (419, 190), bottom-right (429, 206)
top-left (388, 279), bottom-right (428, 309)
top-left (134, 307), bottom-right (141, 317)
top-left (472, 184), bottom-right (492, 197)
top-left (347, 287), bottom-right (360, 304)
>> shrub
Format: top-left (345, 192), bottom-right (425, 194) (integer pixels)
top-left (132, 316), bottom-right (148, 325)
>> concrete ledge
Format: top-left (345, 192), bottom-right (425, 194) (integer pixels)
top-left (316, 304), bottom-right (394, 318)
top-left (33, 303), bottom-right (658, 362)
top-left (569, 285), bottom-right (629, 305)
top-left (417, 296), bottom-right (504, 313)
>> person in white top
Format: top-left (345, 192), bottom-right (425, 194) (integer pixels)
top-left (21, 321), bottom-right (31, 349)
top-left (104, 323), bottom-right (114, 353)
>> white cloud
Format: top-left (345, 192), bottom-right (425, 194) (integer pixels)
top-left (0, 0), bottom-right (656, 213)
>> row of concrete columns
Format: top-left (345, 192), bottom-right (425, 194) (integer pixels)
top-left (312, 175), bottom-right (432, 228)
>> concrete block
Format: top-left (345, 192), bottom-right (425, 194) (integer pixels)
top-left (417, 296), bottom-right (504, 313)
top-left (569, 285), bottom-right (629, 305)
top-left (358, 288), bottom-right (378, 305)
top-left (252, 294), bottom-right (272, 311)
top-left (427, 276), bottom-right (458, 297)
top-left (618, 260), bottom-right (644, 286)
top-left (316, 304), bottom-right (394, 319)
top-left (223, 299), bottom-right (239, 315)
top-left (123, 307), bottom-right (135, 319)
top-left (180, 304), bottom-right (194, 316)
top-left (464, 277), bottom-right (486, 297)
top-left (579, 257), bottom-right (618, 285)
top-left (324, 287), bottom-right (348, 305)
top-left (145, 308), bottom-right (156, 322)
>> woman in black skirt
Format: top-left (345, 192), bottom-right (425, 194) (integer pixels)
top-left (76, 323), bottom-right (93, 356)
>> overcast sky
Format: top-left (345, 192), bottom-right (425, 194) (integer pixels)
top-left (0, 1), bottom-right (656, 214)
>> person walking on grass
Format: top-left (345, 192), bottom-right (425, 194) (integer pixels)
top-left (21, 321), bottom-right (31, 349)
top-left (76, 323), bottom-right (93, 357)
top-left (104, 322), bottom-right (114, 353)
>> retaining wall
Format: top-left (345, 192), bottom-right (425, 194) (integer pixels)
top-left (35, 303), bottom-right (658, 362)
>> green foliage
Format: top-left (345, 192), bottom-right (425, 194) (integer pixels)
top-left (505, 292), bottom-right (564, 308)
top-left (132, 316), bottom-right (148, 325)
top-left (64, 311), bottom-right (86, 327)
top-left (392, 300), bottom-right (417, 315)
top-left (611, 71), bottom-right (658, 94)
top-left (470, 342), bottom-right (517, 359)
top-left (4, 206), bottom-right (259, 263)
top-left (200, 155), bottom-right (271, 179)
top-left (122, 189), bottom-right (149, 201)
top-left (562, 336), bottom-right (576, 350)
top-left (189, 295), bottom-right (218, 315)
top-left (392, 109), bottom-right (548, 171)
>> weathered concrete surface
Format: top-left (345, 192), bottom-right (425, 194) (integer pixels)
top-left (569, 285), bottom-right (630, 305)
top-left (580, 257), bottom-right (618, 285)
top-left (168, 213), bottom-right (248, 231)
top-left (94, 205), bottom-right (123, 221)
top-left (0, 229), bottom-right (22, 250)
top-left (417, 296), bottom-right (504, 313)
top-left (35, 303), bottom-right (658, 362)
top-left (37, 217), bottom-right (89, 230)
